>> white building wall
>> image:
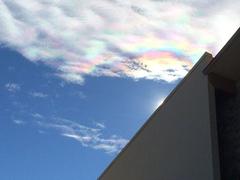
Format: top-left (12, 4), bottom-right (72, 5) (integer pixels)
top-left (99, 53), bottom-right (220, 180)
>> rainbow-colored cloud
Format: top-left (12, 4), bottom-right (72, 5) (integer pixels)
top-left (0, 0), bottom-right (239, 84)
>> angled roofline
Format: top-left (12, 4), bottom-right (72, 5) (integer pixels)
top-left (203, 27), bottom-right (240, 74)
top-left (98, 52), bottom-right (213, 179)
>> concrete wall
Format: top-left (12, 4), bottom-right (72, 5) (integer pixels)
top-left (99, 53), bottom-right (219, 180)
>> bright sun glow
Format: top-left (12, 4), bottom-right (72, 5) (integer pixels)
top-left (153, 98), bottom-right (165, 110)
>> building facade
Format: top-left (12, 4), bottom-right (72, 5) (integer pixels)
top-left (99, 28), bottom-right (240, 180)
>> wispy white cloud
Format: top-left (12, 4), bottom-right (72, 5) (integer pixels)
top-left (33, 115), bottom-right (128, 154)
top-left (13, 119), bottom-right (25, 125)
top-left (95, 122), bottom-right (105, 129)
top-left (31, 113), bottom-right (44, 119)
top-left (0, 0), bottom-right (239, 84)
top-left (72, 91), bottom-right (86, 99)
top-left (30, 91), bottom-right (48, 98)
top-left (5, 83), bottom-right (20, 92)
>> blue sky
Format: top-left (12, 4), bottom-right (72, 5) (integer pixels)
top-left (0, 0), bottom-right (239, 179)
top-left (0, 47), bottom-right (176, 179)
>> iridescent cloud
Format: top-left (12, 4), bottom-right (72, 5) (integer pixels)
top-left (0, 0), bottom-right (239, 84)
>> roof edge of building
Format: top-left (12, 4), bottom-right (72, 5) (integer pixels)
top-left (98, 51), bottom-right (213, 179)
top-left (203, 27), bottom-right (240, 75)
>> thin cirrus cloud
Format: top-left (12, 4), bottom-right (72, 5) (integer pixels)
top-left (5, 83), bottom-right (21, 92)
top-left (0, 0), bottom-right (239, 84)
top-left (33, 115), bottom-right (128, 154)
top-left (13, 119), bottom-right (25, 125)
top-left (29, 91), bottom-right (48, 98)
